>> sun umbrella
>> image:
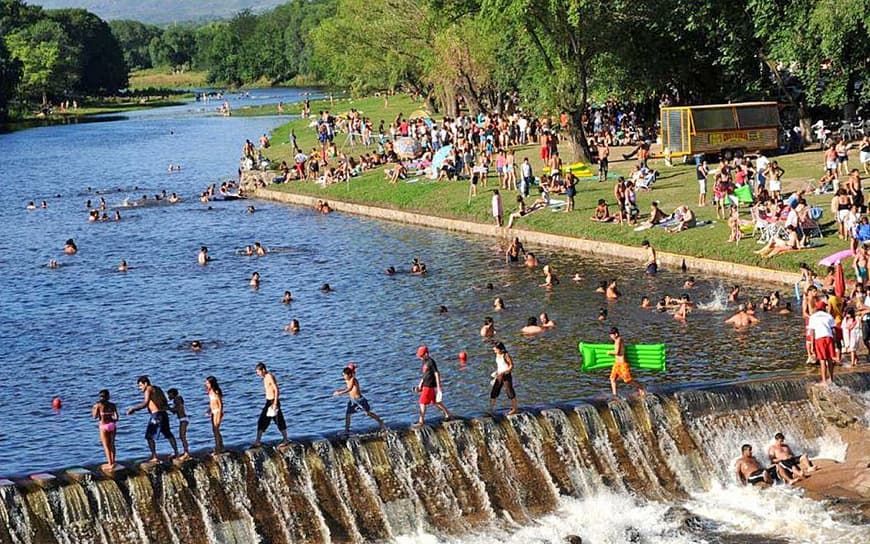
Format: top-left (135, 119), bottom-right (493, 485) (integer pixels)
top-left (393, 137), bottom-right (422, 159)
top-left (834, 261), bottom-right (845, 298)
top-left (409, 109), bottom-right (432, 119)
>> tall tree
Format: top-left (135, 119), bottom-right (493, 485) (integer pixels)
top-left (48, 9), bottom-right (128, 94)
top-left (110, 19), bottom-right (162, 70)
top-left (5, 18), bottom-right (76, 105)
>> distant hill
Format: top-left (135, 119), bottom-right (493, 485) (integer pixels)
top-left (30, 0), bottom-right (289, 24)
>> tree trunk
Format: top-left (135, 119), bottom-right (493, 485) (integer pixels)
top-left (568, 110), bottom-right (593, 163)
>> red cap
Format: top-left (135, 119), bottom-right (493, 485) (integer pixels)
top-left (816, 300), bottom-right (827, 310)
top-left (416, 345), bottom-right (429, 358)
top-left (458, 351), bottom-right (468, 362)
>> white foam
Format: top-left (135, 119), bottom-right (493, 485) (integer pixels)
top-left (396, 492), bottom-right (698, 544)
top-left (696, 284), bottom-right (730, 312)
top-left (687, 482), bottom-right (870, 544)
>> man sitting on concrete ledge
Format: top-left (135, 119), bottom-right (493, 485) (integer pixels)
top-left (768, 432), bottom-right (816, 484)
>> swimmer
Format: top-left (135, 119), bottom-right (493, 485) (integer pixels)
top-left (597, 308), bottom-right (608, 321)
top-left (198, 246), bottom-right (210, 265)
top-left (684, 276), bottom-right (696, 289)
top-left (88, 210), bottom-right (98, 222)
top-left (736, 444), bottom-right (774, 487)
top-left (169, 193), bottom-right (180, 203)
top-left (779, 302), bottom-right (792, 315)
top-left (113, 210), bottom-right (121, 221)
top-left (481, 317), bottom-right (496, 337)
top-left (770, 291), bottom-right (781, 308)
top-left (320, 283), bottom-right (333, 292)
top-left (118, 260), bottom-right (128, 272)
top-left (64, 239), bottom-right (78, 255)
top-left (244, 245), bottom-right (254, 256)
top-left (247, 205), bottom-right (256, 213)
top-left (674, 299), bottom-right (690, 321)
top-left (493, 297), bottom-right (506, 311)
top-left (725, 304), bottom-right (760, 327)
top-left (606, 279), bottom-right (621, 300)
top-left (86, 199), bottom-right (92, 209)
top-left (541, 264), bottom-right (559, 288)
top-left (285, 319), bottom-right (300, 333)
top-left (595, 281), bottom-right (607, 294)
top-left (250, 271), bottom-right (260, 288)
top-left (190, 340), bottom-right (203, 351)
top-left (656, 298), bottom-right (667, 312)
top-left (386, 266), bottom-right (396, 275)
top-left (439, 305), bottom-right (449, 314)
top-left (729, 285), bottom-right (740, 303)
top-left (524, 253), bottom-right (539, 268)
top-left (521, 316), bottom-right (545, 335)
top-left (410, 258), bottom-right (422, 274)
top-left (47, 259), bottom-right (59, 269)
top-left (640, 296), bottom-right (651, 309)
top-left (539, 312), bottom-right (556, 328)
top-left (254, 242), bottom-right (266, 257)
top-left (100, 213), bottom-right (109, 222)
top-left (281, 291), bottom-right (293, 304)
top-left (41, 200), bottom-right (48, 209)
top-left (760, 296), bottom-right (772, 312)
top-left (26, 201), bottom-right (36, 210)
top-left (486, 282), bottom-right (494, 290)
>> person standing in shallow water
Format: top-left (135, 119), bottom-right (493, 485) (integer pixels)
top-left (253, 362), bottom-right (290, 446)
top-left (205, 376), bottom-right (224, 454)
top-left (92, 389), bottom-right (118, 469)
top-left (126, 376), bottom-right (179, 462)
top-left (413, 346), bottom-right (451, 427)
top-left (489, 342), bottom-right (518, 415)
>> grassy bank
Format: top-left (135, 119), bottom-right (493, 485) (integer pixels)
top-left (129, 68), bottom-right (208, 90)
top-left (261, 95), bottom-right (848, 275)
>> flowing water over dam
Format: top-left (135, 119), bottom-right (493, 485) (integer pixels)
top-left (3, 374), bottom-right (869, 544)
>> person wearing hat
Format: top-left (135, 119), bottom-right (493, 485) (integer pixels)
top-left (413, 346), bottom-right (451, 427)
top-left (808, 298), bottom-right (837, 385)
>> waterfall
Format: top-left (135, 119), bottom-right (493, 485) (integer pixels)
top-left (3, 373), bottom-right (870, 544)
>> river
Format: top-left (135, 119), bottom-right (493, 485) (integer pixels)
top-left (0, 89), bottom-right (862, 544)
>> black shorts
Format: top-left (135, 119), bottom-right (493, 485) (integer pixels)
top-left (257, 401), bottom-right (287, 432)
top-left (145, 411), bottom-right (174, 441)
top-left (490, 373), bottom-right (516, 400)
top-left (747, 466), bottom-right (776, 485)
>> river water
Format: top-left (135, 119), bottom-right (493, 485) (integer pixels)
top-left (1, 88), bottom-right (849, 543)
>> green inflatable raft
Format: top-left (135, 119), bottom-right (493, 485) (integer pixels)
top-left (578, 342), bottom-right (667, 372)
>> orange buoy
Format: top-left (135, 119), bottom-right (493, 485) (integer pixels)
top-left (458, 351), bottom-right (468, 363)
top-left (52, 397), bottom-right (63, 409)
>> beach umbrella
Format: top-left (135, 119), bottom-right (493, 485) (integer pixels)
top-left (431, 145), bottom-right (453, 171)
top-left (834, 261), bottom-right (845, 298)
top-left (394, 137), bottom-right (422, 159)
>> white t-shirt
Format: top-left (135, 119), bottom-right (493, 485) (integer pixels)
top-left (756, 156), bottom-right (770, 176)
top-left (808, 310), bottom-right (835, 338)
top-left (785, 209), bottom-right (799, 228)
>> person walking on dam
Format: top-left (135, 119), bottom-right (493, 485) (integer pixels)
top-left (253, 362), bottom-right (290, 447)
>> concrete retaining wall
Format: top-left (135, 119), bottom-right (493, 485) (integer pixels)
top-left (255, 186), bottom-right (800, 285)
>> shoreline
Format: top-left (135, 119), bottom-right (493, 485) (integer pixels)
top-left (254, 185), bottom-right (802, 285)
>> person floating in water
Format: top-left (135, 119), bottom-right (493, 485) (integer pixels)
top-left (92, 389), bottom-right (118, 470)
top-left (281, 290), bottom-right (293, 304)
top-left (332, 364), bottom-right (386, 433)
top-left (250, 271), bottom-right (260, 288)
top-left (64, 239), bottom-right (77, 255)
top-left (285, 319), bottom-right (300, 333)
top-left (118, 260), bottom-right (128, 272)
top-left (254, 242), bottom-right (266, 257)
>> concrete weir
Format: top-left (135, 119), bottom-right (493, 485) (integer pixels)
top-left (252, 183), bottom-right (801, 285)
top-left (3, 373), bottom-right (869, 543)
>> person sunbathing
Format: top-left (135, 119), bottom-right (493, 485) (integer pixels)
top-left (755, 225), bottom-right (802, 257)
top-left (667, 205), bottom-right (696, 232)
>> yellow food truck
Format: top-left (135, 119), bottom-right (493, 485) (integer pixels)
top-left (660, 102), bottom-right (780, 158)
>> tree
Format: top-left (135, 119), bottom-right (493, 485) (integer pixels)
top-left (0, 36), bottom-right (23, 120)
top-left (110, 19), bottom-right (162, 70)
top-left (311, 0), bottom-right (437, 109)
top-left (47, 9), bottom-right (128, 95)
top-left (6, 19), bottom-right (77, 105)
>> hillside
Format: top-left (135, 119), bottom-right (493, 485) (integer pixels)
top-left (30, 0), bottom-right (288, 23)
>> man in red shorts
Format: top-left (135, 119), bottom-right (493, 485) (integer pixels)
top-left (413, 346), bottom-right (451, 427)
top-left (808, 299), bottom-right (837, 385)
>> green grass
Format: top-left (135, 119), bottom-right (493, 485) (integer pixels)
top-left (128, 68), bottom-right (208, 90)
top-left (262, 95), bottom-right (849, 274)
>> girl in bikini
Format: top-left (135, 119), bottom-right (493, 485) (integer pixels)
top-left (92, 390), bottom-right (119, 469)
top-left (205, 376), bottom-right (224, 454)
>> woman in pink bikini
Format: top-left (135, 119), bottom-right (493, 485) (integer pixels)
top-left (92, 389), bottom-right (119, 469)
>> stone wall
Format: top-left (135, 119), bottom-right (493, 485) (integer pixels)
top-left (255, 187), bottom-right (801, 285)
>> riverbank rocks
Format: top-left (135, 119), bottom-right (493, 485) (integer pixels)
top-left (810, 384), bottom-right (863, 428)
